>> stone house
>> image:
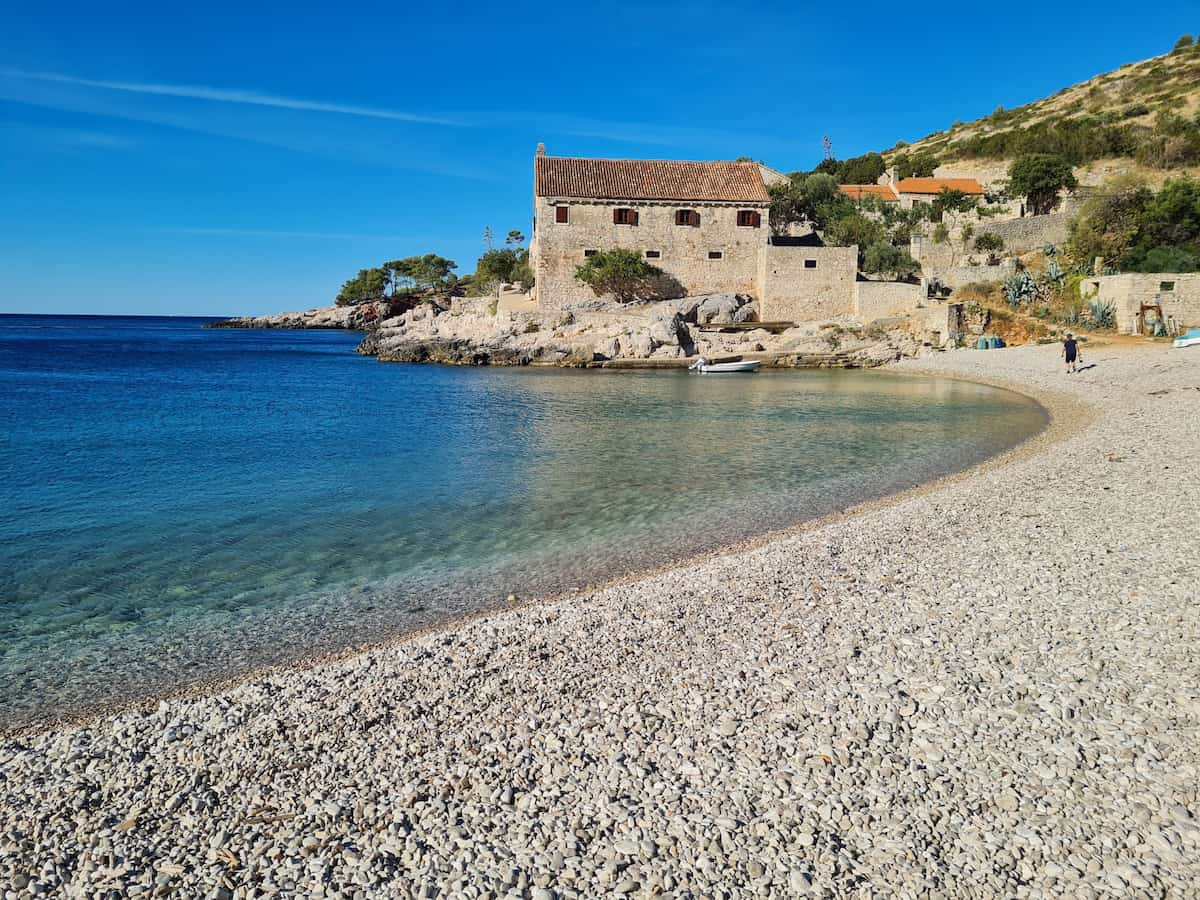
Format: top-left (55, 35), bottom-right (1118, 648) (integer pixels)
top-left (838, 174), bottom-right (986, 210)
top-left (530, 146), bottom-right (861, 322)
top-left (1081, 273), bottom-right (1200, 334)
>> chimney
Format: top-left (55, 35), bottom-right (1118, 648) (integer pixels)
top-left (536, 142), bottom-right (546, 157)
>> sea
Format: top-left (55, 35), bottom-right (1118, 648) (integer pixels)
top-left (0, 314), bottom-right (1047, 729)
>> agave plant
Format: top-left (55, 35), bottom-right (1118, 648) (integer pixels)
top-left (1087, 299), bottom-right (1116, 329)
top-left (1044, 260), bottom-right (1065, 285)
top-left (1003, 270), bottom-right (1040, 307)
top-left (1044, 243), bottom-right (1058, 258)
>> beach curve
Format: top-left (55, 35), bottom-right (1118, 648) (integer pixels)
top-left (2, 342), bottom-right (1198, 897)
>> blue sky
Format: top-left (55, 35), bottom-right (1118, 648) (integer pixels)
top-left (1, 2), bottom-right (1194, 316)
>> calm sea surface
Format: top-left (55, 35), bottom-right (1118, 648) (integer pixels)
top-left (0, 315), bottom-right (1046, 728)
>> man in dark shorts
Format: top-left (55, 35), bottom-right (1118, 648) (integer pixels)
top-left (1063, 332), bottom-right (1082, 373)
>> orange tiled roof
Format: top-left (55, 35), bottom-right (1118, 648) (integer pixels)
top-left (535, 156), bottom-right (770, 202)
top-left (839, 184), bottom-right (899, 201)
top-left (895, 177), bottom-right (985, 195)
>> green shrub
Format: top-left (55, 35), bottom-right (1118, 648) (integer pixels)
top-left (574, 249), bottom-right (664, 302)
top-left (973, 233), bottom-right (1005, 253)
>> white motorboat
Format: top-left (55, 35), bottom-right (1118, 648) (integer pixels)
top-left (689, 359), bottom-right (761, 374)
top-left (1173, 327), bottom-right (1200, 349)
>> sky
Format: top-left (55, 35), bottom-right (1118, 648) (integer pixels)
top-left (1, 2), bottom-right (1196, 316)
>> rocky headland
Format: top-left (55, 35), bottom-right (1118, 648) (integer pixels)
top-left (205, 301), bottom-right (393, 331)
top-left (356, 293), bottom-right (943, 368)
top-left (3, 343), bottom-right (1198, 897)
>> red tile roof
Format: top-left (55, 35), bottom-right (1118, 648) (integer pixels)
top-left (896, 177), bottom-right (985, 195)
top-left (535, 156), bottom-right (770, 202)
top-left (839, 184), bottom-right (899, 201)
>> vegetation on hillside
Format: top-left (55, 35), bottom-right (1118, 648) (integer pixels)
top-left (335, 255), bottom-right (458, 306)
top-left (1069, 175), bottom-right (1200, 271)
top-left (889, 37), bottom-right (1200, 170)
top-left (333, 227), bottom-right (534, 307)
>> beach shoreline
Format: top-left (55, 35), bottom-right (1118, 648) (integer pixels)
top-left (3, 342), bottom-right (1198, 897)
top-left (2, 364), bottom-right (1064, 741)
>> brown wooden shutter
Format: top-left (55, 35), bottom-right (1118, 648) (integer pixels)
top-left (555, 205), bottom-right (568, 223)
top-left (751, 211), bottom-right (761, 227)
top-left (613, 208), bottom-right (621, 224)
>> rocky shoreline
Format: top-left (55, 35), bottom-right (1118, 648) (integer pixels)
top-left (356, 293), bottom-right (946, 369)
top-left (205, 302), bottom-right (391, 331)
top-left (3, 343), bottom-right (1197, 897)
top-left (207, 293), bottom-right (957, 367)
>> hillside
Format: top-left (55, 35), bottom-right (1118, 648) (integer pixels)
top-left (886, 37), bottom-right (1200, 188)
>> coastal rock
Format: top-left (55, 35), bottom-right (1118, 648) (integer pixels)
top-left (207, 301), bottom-right (399, 331)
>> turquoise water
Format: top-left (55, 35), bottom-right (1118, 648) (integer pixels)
top-left (0, 315), bottom-right (1046, 728)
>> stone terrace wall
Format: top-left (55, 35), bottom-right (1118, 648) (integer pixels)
top-left (757, 245), bottom-right (858, 322)
top-left (925, 260), bottom-right (1017, 291)
top-left (972, 210), bottom-right (1073, 255)
top-left (854, 281), bottom-right (924, 320)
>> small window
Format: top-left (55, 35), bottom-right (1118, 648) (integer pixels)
top-left (554, 205), bottom-right (569, 224)
top-left (675, 209), bottom-right (700, 227)
top-left (583, 249), bottom-right (598, 257)
top-left (1160, 281), bottom-right (1175, 292)
top-left (613, 208), bottom-right (638, 225)
top-left (708, 251), bottom-right (723, 260)
top-left (736, 210), bottom-right (761, 227)
top-left (645, 250), bottom-right (661, 259)
top-left (804, 259), bottom-right (818, 269)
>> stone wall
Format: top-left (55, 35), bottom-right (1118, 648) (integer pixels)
top-left (973, 210), bottom-right (1073, 255)
top-left (757, 245), bottom-right (858, 322)
top-left (531, 199), bottom-right (769, 311)
top-left (854, 281), bottom-right (924, 320)
top-left (924, 260), bottom-right (1017, 291)
top-left (911, 211), bottom-right (1073, 269)
top-left (1081, 273), bottom-right (1200, 333)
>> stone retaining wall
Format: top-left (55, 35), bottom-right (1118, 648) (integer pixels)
top-left (854, 281), bottom-right (924, 320)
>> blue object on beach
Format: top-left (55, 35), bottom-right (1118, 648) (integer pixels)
top-left (977, 337), bottom-right (989, 350)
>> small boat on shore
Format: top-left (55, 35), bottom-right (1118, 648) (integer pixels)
top-left (1173, 327), bottom-right (1200, 349)
top-left (689, 359), bottom-right (761, 374)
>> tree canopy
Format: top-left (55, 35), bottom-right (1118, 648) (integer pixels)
top-left (861, 242), bottom-right (920, 280)
top-left (335, 267), bottom-right (390, 306)
top-left (1008, 154), bottom-right (1077, 215)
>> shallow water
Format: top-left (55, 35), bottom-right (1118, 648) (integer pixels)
top-left (0, 315), bottom-right (1047, 728)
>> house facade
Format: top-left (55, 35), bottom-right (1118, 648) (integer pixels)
top-left (530, 146), bottom-right (858, 320)
top-left (838, 174), bottom-right (986, 209)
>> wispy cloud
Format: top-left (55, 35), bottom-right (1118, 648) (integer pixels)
top-left (0, 68), bottom-right (459, 126)
top-left (0, 119), bottom-right (137, 150)
top-left (153, 227), bottom-right (418, 240)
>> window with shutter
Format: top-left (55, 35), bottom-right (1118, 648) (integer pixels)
top-left (737, 210), bottom-right (761, 227)
top-left (614, 208), bottom-right (637, 225)
top-left (555, 205), bottom-right (569, 224)
top-left (676, 209), bottom-right (700, 227)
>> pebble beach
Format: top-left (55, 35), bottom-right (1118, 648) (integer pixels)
top-left (2, 342), bottom-right (1198, 898)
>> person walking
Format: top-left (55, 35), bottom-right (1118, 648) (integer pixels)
top-left (1063, 332), bottom-right (1082, 374)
